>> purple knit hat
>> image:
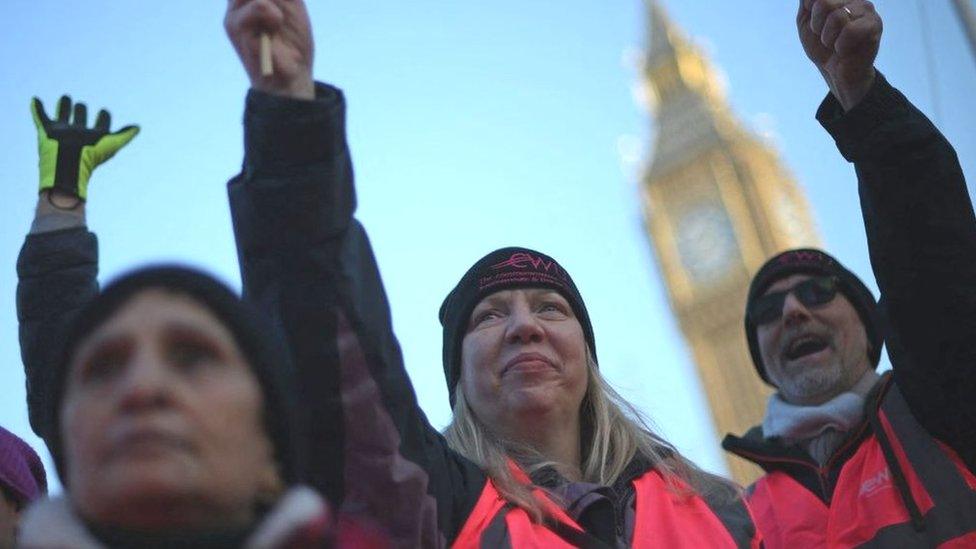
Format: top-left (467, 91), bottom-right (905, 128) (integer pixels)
top-left (0, 425), bottom-right (47, 508)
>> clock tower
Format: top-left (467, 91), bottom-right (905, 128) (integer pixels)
top-left (640, 1), bottom-right (820, 483)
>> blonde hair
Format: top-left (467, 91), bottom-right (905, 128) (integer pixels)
top-left (444, 352), bottom-right (739, 522)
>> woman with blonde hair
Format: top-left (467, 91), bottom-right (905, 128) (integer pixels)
top-left (432, 248), bottom-right (754, 546)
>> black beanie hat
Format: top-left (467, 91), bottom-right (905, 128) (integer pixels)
top-left (745, 248), bottom-right (883, 386)
top-left (439, 247), bottom-right (597, 407)
top-left (49, 265), bottom-right (303, 487)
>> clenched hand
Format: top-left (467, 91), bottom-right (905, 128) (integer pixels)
top-left (225, 0), bottom-right (315, 100)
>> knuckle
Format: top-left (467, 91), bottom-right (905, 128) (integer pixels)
top-left (815, 0), bottom-right (837, 12)
top-left (255, 0), bottom-right (275, 16)
top-left (826, 8), bottom-right (847, 27)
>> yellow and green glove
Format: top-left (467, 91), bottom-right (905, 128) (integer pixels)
top-left (31, 95), bottom-right (139, 201)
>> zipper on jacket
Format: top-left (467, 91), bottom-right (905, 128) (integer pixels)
top-left (817, 415), bottom-right (873, 503)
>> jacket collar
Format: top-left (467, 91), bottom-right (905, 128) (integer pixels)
top-left (725, 372), bottom-right (893, 466)
top-left (722, 373), bottom-right (894, 500)
top-left (18, 486), bottom-right (329, 549)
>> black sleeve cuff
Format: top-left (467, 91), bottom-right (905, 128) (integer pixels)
top-left (815, 72), bottom-right (914, 161)
top-left (17, 227), bottom-right (98, 279)
top-left (243, 82), bottom-right (346, 172)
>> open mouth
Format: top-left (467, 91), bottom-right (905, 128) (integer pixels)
top-left (784, 334), bottom-right (829, 361)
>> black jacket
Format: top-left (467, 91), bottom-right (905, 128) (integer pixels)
top-left (226, 83), bottom-right (476, 547)
top-left (724, 74), bottom-right (976, 498)
top-left (17, 227), bottom-right (98, 444)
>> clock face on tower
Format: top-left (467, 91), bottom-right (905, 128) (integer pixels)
top-left (674, 201), bottom-right (739, 285)
top-left (770, 186), bottom-right (813, 245)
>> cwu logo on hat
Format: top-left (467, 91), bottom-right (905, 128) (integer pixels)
top-left (490, 252), bottom-right (568, 280)
top-left (477, 250), bottom-right (573, 293)
top-left (776, 249), bottom-right (835, 267)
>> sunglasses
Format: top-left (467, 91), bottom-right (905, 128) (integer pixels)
top-left (749, 276), bottom-right (840, 325)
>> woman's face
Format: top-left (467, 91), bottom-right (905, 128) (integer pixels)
top-left (460, 288), bottom-right (588, 435)
top-left (61, 289), bottom-right (280, 531)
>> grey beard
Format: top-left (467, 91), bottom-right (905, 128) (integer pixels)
top-left (779, 361), bottom-right (845, 403)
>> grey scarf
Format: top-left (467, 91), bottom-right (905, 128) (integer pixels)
top-left (762, 370), bottom-right (880, 464)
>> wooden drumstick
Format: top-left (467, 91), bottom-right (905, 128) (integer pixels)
top-left (259, 33), bottom-right (273, 76)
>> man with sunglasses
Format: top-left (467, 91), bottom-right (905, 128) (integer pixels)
top-left (743, 255), bottom-right (883, 412)
top-left (723, 1), bottom-right (976, 547)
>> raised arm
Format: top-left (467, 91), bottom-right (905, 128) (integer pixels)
top-left (17, 96), bottom-right (138, 444)
top-left (224, 2), bottom-right (484, 545)
top-left (799, 0), bottom-right (976, 468)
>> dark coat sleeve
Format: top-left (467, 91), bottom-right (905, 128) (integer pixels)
top-left (818, 74), bottom-right (976, 470)
top-left (227, 84), bottom-right (485, 547)
top-left (16, 227), bottom-right (99, 444)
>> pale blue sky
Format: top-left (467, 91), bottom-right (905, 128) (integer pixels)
top-left (2, 1), bottom-right (973, 491)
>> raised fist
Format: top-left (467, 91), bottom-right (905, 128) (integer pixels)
top-left (797, 0), bottom-right (883, 110)
top-left (225, 0), bottom-right (315, 100)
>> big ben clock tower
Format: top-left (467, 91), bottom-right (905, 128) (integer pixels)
top-left (640, 1), bottom-right (820, 484)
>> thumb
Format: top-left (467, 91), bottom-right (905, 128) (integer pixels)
top-left (111, 124), bottom-right (141, 142)
top-left (92, 124), bottom-right (140, 163)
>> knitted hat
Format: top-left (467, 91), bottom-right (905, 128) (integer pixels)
top-left (49, 265), bottom-right (303, 487)
top-left (745, 248), bottom-right (883, 386)
top-left (439, 247), bottom-right (596, 407)
top-left (0, 426), bottom-right (47, 508)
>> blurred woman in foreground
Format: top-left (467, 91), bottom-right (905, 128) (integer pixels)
top-left (17, 266), bottom-right (386, 548)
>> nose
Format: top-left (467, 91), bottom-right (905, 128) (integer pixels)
top-left (505, 305), bottom-right (545, 345)
top-left (117, 348), bottom-right (173, 414)
top-left (781, 292), bottom-right (811, 327)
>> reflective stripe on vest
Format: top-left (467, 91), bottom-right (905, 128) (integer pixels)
top-left (858, 385), bottom-right (976, 547)
top-left (749, 384), bottom-right (976, 548)
top-left (452, 468), bottom-right (758, 548)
